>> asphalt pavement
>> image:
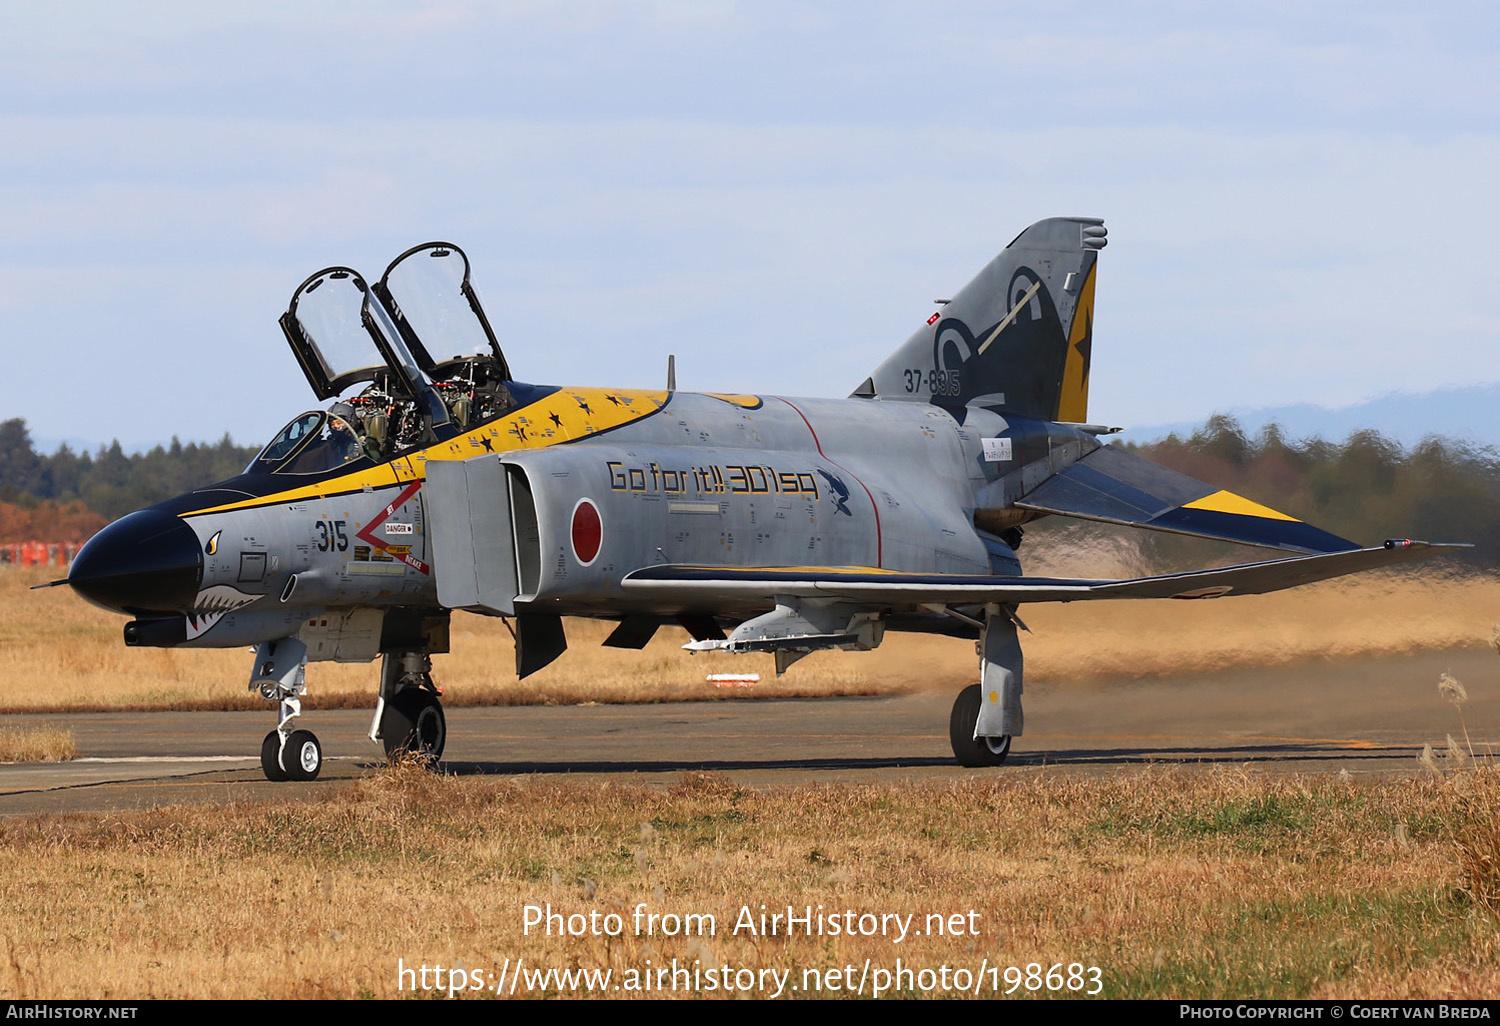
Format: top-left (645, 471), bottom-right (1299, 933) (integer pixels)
top-left (2, 648), bottom-right (1490, 815)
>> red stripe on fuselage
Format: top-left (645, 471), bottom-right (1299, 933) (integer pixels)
top-left (775, 397), bottom-right (883, 568)
top-left (355, 479), bottom-right (431, 575)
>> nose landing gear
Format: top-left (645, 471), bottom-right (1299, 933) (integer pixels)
top-left (251, 637), bottom-right (323, 782)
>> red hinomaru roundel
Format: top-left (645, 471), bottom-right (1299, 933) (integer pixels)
top-left (571, 498), bottom-right (602, 566)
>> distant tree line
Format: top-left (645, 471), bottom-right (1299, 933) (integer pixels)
top-left (1122, 414), bottom-right (1500, 566)
top-left (2, 412), bottom-right (1499, 562)
top-left (0, 418), bottom-right (259, 534)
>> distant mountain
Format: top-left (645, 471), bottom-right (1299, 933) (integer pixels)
top-left (1127, 384), bottom-right (1500, 451)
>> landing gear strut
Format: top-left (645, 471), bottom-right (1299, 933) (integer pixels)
top-left (251, 637), bottom-right (322, 782)
top-left (948, 604), bottom-right (1023, 768)
top-left (371, 650), bottom-right (446, 765)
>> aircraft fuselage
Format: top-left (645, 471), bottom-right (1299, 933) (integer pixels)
top-left (70, 384), bottom-right (1096, 650)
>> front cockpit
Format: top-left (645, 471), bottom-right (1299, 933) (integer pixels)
top-left (252, 411), bottom-right (372, 476)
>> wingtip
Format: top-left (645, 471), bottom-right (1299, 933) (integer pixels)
top-left (1381, 539), bottom-right (1474, 551)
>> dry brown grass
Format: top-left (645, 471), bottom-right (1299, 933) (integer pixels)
top-left (1454, 774), bottom-right (1500, 916)
top-left (1428, 656), bottom-right (1500, 922)
top-left (0, 724), bottom-right (76, 763)
top-left (0, 767), bottom-right (1496, 999)
top-left (6, 561), bottom-right (1493, 712)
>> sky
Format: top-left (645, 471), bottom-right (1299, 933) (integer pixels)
top-left (1, 1), bottom-right (1496, 453)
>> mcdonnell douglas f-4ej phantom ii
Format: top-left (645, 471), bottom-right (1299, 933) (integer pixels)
top-left (59, 217), bottom-right (1462, 780)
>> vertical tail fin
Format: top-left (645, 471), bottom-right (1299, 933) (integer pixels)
top-left (854, 217), bottom-right (1104, 421)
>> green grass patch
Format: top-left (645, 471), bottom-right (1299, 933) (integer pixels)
top-left (1105, 888), bottom-right (1471, 999)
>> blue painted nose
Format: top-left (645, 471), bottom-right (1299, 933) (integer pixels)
top-left (68, 509), bottom-right (202, 614)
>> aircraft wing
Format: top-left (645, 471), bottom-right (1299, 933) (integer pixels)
top-left (621, 541), bottom-right (1462, 608)
top-left (1015, 443), bottom-right (1355, 553)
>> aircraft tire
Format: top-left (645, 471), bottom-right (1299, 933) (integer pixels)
top-left (260, 730), bottom-right (290, 782)
top-left (949, 684), bottom-right (1011, 767)
top-left (381, 688), bottom-right (446, 766)
top-left (282, 730), bottom-right (323, 782)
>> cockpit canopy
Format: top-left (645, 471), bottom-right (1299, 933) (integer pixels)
top-left (377, 243), bottom-right (511, 381)
top-left (280, 242), bottom-right (510, 403)
top-left (276, 242), bottom-right (516, 462)
top-left (252, 411), bottom-right (369, 476)
top-left (280, 270), bottom-right (394, 399)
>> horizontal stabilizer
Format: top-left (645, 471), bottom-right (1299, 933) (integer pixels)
top-left (1015, 444), bottom-right (1356, 553)
top-left (622, 541), bottom-right (1463, 608)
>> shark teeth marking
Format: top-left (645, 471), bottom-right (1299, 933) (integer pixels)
top-left (186, 610), bottom-right (226, 640)
top-left (192, 584), bottom-right (262, 615)
top-left (184, 586), bottom-right (263, 640)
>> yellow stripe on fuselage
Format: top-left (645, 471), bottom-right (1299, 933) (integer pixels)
top-left (1182, 489), bottom-right (1301, 523)
top-left (703, 393), bottom-right (764, 409)
top-left (181, 386), bottom-right (671, 518)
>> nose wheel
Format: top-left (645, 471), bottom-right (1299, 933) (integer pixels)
top-left (260, 728), bottom-right (323, 782)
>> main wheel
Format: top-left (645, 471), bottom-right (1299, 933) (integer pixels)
top-left (282, 729), bottom-right (322, 781)
top-left (380, 688), bottom-right (446, 764)
top-left (949, 684), bottom-right (1011, 767)
top-left (260, 730), bottom-right (289, 782)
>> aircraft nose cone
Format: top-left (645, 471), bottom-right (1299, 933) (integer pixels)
top-left (68, 509), bottom-right (202, 614)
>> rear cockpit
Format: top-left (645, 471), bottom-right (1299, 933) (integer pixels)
top-left (374, 242), bottom-right (514, 431)
top-left (278, 243), bottom-right (515, 463)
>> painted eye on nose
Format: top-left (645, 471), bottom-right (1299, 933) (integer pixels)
top-left (206, 531), bottom-right (220, 555)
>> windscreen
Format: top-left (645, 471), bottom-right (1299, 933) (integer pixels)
top-left (253, 412), bottom-right (369, 475)
top-left (255, 412), bottom-right (324, 465)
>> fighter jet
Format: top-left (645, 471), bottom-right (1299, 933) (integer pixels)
top-left (57, 219), bottom-right (1461, 780)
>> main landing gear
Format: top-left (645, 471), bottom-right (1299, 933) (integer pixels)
top-left (371, 650), bottom-right (446, 764)
top-left (948, 604), bottom-right (1024, 768)
top-left (251, 637), bottom-right (323, 782)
